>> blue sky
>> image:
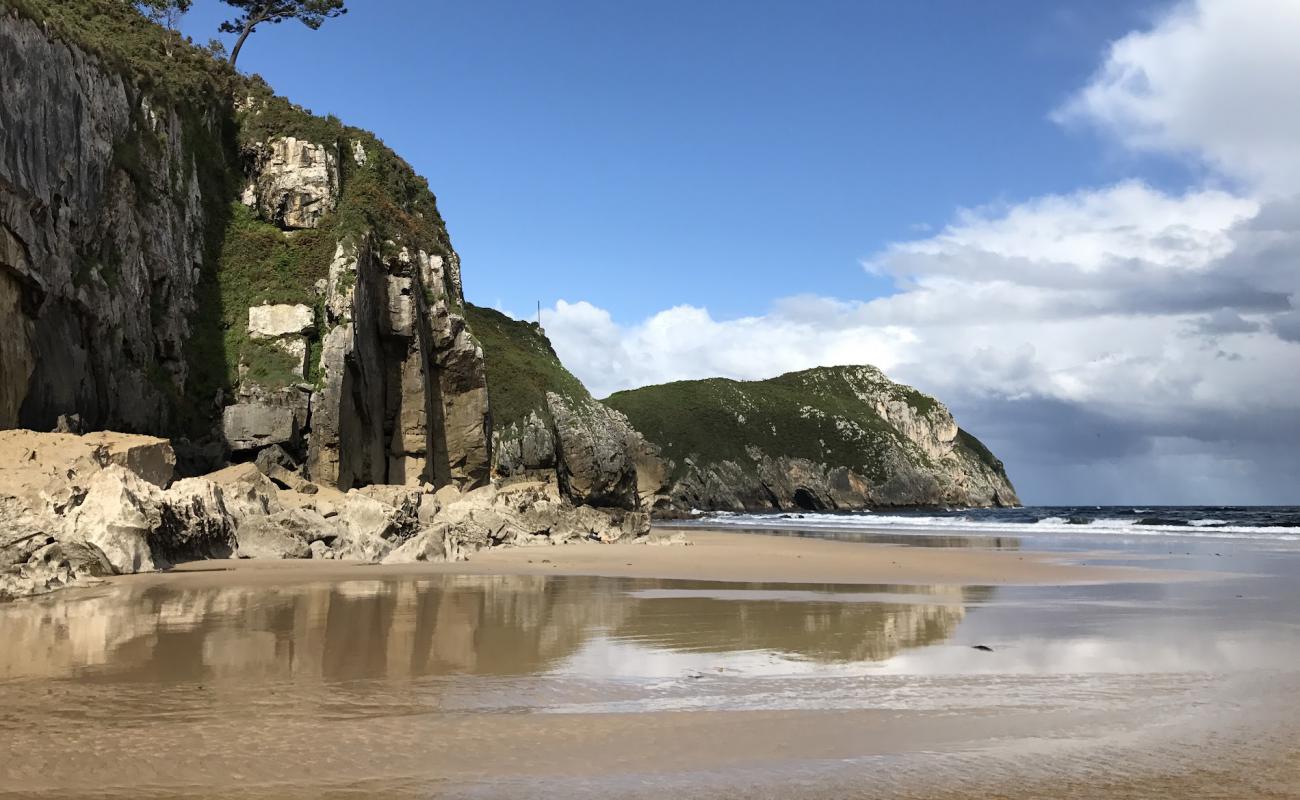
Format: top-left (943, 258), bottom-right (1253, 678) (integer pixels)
top-left (179, 0), bottom-right (1300, 504)
top-left (184, 0), bottom-right (1170, 319)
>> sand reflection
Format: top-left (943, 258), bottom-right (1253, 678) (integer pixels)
top-left (0, 575), bottom-right (980, 683)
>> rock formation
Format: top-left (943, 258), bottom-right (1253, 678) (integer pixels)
top-left (464, 307), bottom-right (1017, 514)
top-left (604, 366), bottom-right (1020, 511)
top-left (466, 304), bottom-right (663, 510)
top-left (0, 430), bottom-right (234, 598)
top-left (0, 3), bottom-right (489, 492)
top-left (240, 137), bottom-right (338, 230)
top-left (1, 430), bottom-right (649, 601)
top-left (0, 9), bottom-right (217, 434)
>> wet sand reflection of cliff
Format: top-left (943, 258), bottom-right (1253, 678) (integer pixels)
top-left (0, 576), bottom-right (987, 683)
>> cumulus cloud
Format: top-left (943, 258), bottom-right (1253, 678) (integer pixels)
top-left (541, 298), bottom-right (912, 398)
top-left (532, 0), bottom-right (1300, 504)
top-left (1054, 0), bottom-right (1300, 195)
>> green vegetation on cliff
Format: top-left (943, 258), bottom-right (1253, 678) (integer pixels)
top-left (954, 427), bottom-right (1008, 475)
top-left (464, 305), bottom-right (591, 429)
top-left (215, 204), bottom-right (332, 389)
top-left (604, 365), bottom-right (999, 486)
top-left (5, 0), bottom-right (235, 101)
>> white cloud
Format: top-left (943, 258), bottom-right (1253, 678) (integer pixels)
top-left (1055, 0), bottom-right (1300, 195)
top-left (530, 0), bottom-right (1300, 503)
top-left (541, 299), bottom-right (912, 399)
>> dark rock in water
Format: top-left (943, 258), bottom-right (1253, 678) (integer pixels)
top-left (972, 644), bottom-right (994, 652)
top-left (1066, 516), bottom-right (1091, 525)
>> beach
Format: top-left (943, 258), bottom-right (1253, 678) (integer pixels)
top-left (1, 525), bottom-right (1298, 799)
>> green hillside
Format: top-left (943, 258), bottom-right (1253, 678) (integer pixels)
top-left (604, 365), bottom-right (1009, 486)
top-left (464, 305), bottom-right (593, 430)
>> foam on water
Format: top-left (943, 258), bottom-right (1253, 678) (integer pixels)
top-left (683, 507), bottom-right (1300, 541)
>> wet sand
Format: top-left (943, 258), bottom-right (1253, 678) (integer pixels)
top-left (115, 528), bottom-right (1205, 592)
top-left (0, 527), bottom-right (1293, 798)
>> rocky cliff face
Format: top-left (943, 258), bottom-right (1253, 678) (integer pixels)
top-left (465, 305), bottom-right (662, 510)
top-left (0, 9), bottom-right (215, 433)
top-left (0, 2), bottom-right (489, 491)
top-left (604, 366), bottom-right (1019, 511)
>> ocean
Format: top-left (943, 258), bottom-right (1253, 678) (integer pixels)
top-left (673, 505), bottom-right (1300, 541)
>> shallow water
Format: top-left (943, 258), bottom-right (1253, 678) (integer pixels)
top-left (2, 533), bottom-right (1299, 798)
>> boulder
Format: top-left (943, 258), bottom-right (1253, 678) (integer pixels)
top-left (63, 468), bottom-right (236, 574)
top-left (223, 403), bottom-right (301, 453)
top-left (64, 467), bottom-right (165, 573)
top-left (158, 478), bottom-right (237, 567)
top-left (355, 484), bottom-right (423, 511)
top-left (235, 509), bottom-right (336, 559)
top-left (205, 463), bottom-right (284, 524)
top-left (0, 540), bottom-right (115, 601)
top-left (331, 491), bottom-right (419, 562)
top-left (264, 463), bottom-right (310, 492)
top-left (158, 478), bottom-right (236, 565)
top-left (254, 443), bottom-right (298, 474)
top-left (34, 540), bottom-right (115, 578)
top-left (381, 523), bottom-right (451, 564)
top-left (433, 483), bottom-right (463, 507)
top-left (547, 393), bottom-right (639, 509)
top-left (416, 493), bottom-right (440, 525)
top-left (0, 430), bottom-right (175, 495)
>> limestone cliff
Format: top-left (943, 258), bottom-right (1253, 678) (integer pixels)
top-left (465, 305), bottom-right (663, 509)
top-left (604, 366), bottom-right (1019, 511)
top-left (0, 0), bottom-right (1016, 527)
top-left (0, 0), bottom-right (488, 490)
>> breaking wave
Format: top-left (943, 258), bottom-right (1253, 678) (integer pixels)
top-left (682, 506), bottom-right (1300, 542)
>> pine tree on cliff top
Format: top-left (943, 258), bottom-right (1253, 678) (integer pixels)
top-left (219, 0), bottom-right (348, 68)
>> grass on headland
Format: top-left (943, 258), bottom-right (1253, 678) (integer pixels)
top-left (464, 304), bottom-right (594, 430)
top-left (604, 367), bottom-right (951, 483)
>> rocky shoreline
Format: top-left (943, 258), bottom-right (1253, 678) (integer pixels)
top-left (0, 429), bottom-right (649, 602)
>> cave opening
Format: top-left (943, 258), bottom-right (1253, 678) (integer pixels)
top-left (792, 488), bottom-right (823, 511)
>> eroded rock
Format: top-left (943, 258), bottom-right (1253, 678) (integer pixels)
top-left (206, 462), bottom-right (284, 524)
top-left (235, 508), bottom-right (336, 559)
top-left (241, 137), bottom-right (338, 230)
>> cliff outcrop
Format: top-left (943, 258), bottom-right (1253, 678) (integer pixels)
top-left (465, 305), bottom-right (663, 509)
top-left (0, 0), bottom-right (488, 490)
top-left (604, 366), bottom-right (1019, 511)
top-left (0, 1), bottom-right (656, 602)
